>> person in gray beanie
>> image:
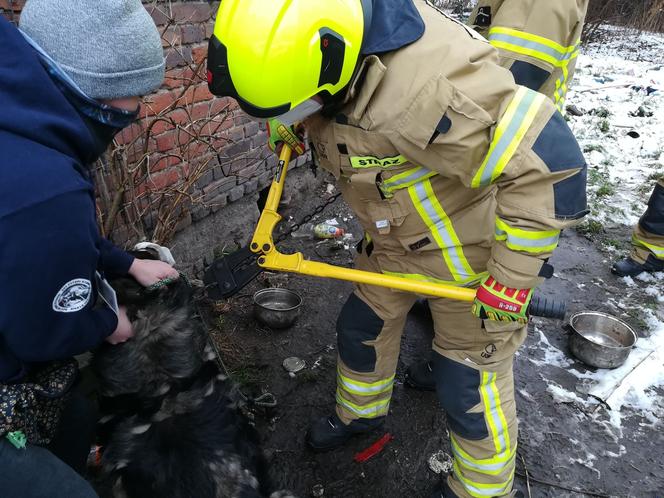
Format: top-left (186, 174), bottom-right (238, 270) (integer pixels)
top-left (0, 1), bottom-right (176, 497)
top-left (20, 0), bottom-right (165, 101)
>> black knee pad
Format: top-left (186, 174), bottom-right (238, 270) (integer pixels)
top-left (433, 353), bottom-right (488, 441)
top-left (336, 294), bottom-right (383, 373)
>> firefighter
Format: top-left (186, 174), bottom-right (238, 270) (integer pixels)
top-left (406, 0), bottom-right (590, 392)
top-left (612, 179), bottom-right (664, 276)
top-left (207, 1), bottom-right (588, 497)
top-left (469, 0), bottom-right (589, 112)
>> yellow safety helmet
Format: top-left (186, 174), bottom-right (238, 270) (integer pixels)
top-left (207, 0), bottom-right (372, 119)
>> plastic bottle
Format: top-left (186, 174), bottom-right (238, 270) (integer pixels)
top-left (290, 223), bottom-right (314, 239)
top-left (314, 223), bottom-right (345, 239)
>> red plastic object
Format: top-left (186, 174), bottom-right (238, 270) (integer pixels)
top-left (353, 433), bottom-right (394, 463)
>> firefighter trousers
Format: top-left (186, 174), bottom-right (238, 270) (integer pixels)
top-left (631, 179), bottom-right (664, 263)
top-left (334, 251), bottom-right (527, 498)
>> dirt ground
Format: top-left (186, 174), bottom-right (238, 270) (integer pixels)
top-left (202, 173), bottom-right (664, 498)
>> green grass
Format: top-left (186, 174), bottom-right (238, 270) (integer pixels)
top-left (576, 219), bottom-right (604, 236)
top-left (626, 308), bottom-right (649, 332)
top-left (583, 143), bottom-right (606, 154)
top-left (230, 365), bottom-right (262, 388)
top-left (212, 243), bottom-right (239, 260)
top-left (598, 119), bottom-right (610, 133)
top-left (592, 107), bottom-right (611, 118)
top-left (588, 165), bottom-right (616, 200)
top-left (596, 183), bottom-right (616, 198)
top-left (646, 171), bottom-right (664, 183)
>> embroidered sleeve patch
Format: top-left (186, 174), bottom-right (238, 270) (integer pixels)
top-left (350, 155), bottom-right (409, 169)
top-left (52, 279), bottom-right (92, 313)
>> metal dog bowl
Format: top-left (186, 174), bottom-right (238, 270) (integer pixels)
top-left (253, 288), bottom-right (302, 329)
top-left (568, 311), bottom-right (637, 369)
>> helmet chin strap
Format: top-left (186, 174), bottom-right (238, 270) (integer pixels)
top-left (270, 99), bottom-right (323, 126)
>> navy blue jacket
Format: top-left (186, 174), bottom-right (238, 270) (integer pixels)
top-left (0, 18), bottom-right (134, 382)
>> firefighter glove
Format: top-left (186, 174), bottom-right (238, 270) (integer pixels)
top-left (267, 118), bottom-right (306, 157)
top-left (472, 275), bottom-right (533, 324)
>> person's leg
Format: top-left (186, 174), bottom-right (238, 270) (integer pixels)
top-left (47, 387), bottom-right (98, 475)
top-left (307, 251), bottom-right (417, 449)
top-left (429, 298), bottom-right (527, 498)
top-left (613, 179), bottom-right (664, 276)
top-left (0, 438), bottom-right (98, 498)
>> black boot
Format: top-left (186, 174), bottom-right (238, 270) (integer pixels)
top-left (405, 360), bottom-right (436, 391)
top-left (306, 413), bottom-right (384, 452)
top-left (431, 479), bottom-right (524, 498)
top-left (611, 255), bottom-right (664, 277)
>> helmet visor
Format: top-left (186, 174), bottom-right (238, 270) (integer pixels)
top-left (272, 99), bottom-right (323, 126)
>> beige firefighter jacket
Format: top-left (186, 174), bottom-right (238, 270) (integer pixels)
top-left (469, 0), bottom-right (589, 109)
top-left (305, 0), bottom-right (587, 291)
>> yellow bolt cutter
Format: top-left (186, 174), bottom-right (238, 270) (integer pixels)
top-left (205, 145), bottom-right (565, 319)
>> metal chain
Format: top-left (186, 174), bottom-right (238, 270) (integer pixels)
top-left (275, 192), bottom-right (343, 243)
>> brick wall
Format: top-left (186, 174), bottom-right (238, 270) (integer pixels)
top-left (0, 0), bottom-right (309, 250)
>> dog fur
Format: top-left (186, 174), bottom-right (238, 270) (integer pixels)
top-left (93, 270), bottom-right (293, 498)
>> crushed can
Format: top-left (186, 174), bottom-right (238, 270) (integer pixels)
top-left (313, 223), bottom-right (345, 239)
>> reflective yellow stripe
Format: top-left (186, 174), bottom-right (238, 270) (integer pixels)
top-left (555, 57), bottom-right (571, 111)
top-left (480, 372), bottom-right (511, 455)
top-left (453, 460), bottom-right (514, 498)
top-left (409, 179), bottom-right (478, 282)
top-left (382, 270), bottom-right (487, 288)
top-left (451, 435), bottom-right (516, 476)
top-left (336, 390), bottom-right (390, 418)
top-left (488, 27), bottom-right (579, 67)
top-left (380, 167), bottom-right (438, 197)
top-left (495, 217), bottom-right (560, 254)
top-left (633, 235), bottom-right (664, 258)
top-left (488, 27), bottom-right (580, 112)
top-left (472, 87), bottom-right (546, 188)
top-left (337, 370), bottom-right (395, 396)
top-left (350, 154), bottom-right (409, 169)
top-left (451, 372), bottom-right (516, 495)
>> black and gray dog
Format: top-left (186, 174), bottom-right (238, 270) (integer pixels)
top-left (92, 259), bottom-right (293, 498)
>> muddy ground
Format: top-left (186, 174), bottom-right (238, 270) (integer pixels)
top-left (202, 171), bottom-right (664, 498)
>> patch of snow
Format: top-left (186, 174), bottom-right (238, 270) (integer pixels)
top-left (637, 271), bottom-right (664, 283)
top-left (518, 388), bottom-right (535, 403)
top-left (528, 314), bottom-right (664, 430)
top-left (567, 31), bottom-right (664, 229)
top-left (527, 328), bottom-right (574, 368)
top-left (621, 276), bottom-right (636, 287)
top-left (644, 285), bottom-right (664, 303)
top-left (601, 445), bottom-right (627, 458)
top-left (586, 316), bottom-right (664, 428)
top-left (547, 382), bottom-right (597, 405)
top-left (570, 452), bottom-right (601, 479)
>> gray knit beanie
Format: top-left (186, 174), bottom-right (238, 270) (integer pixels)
top-left (20, 0), bottom-right (165, 100)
